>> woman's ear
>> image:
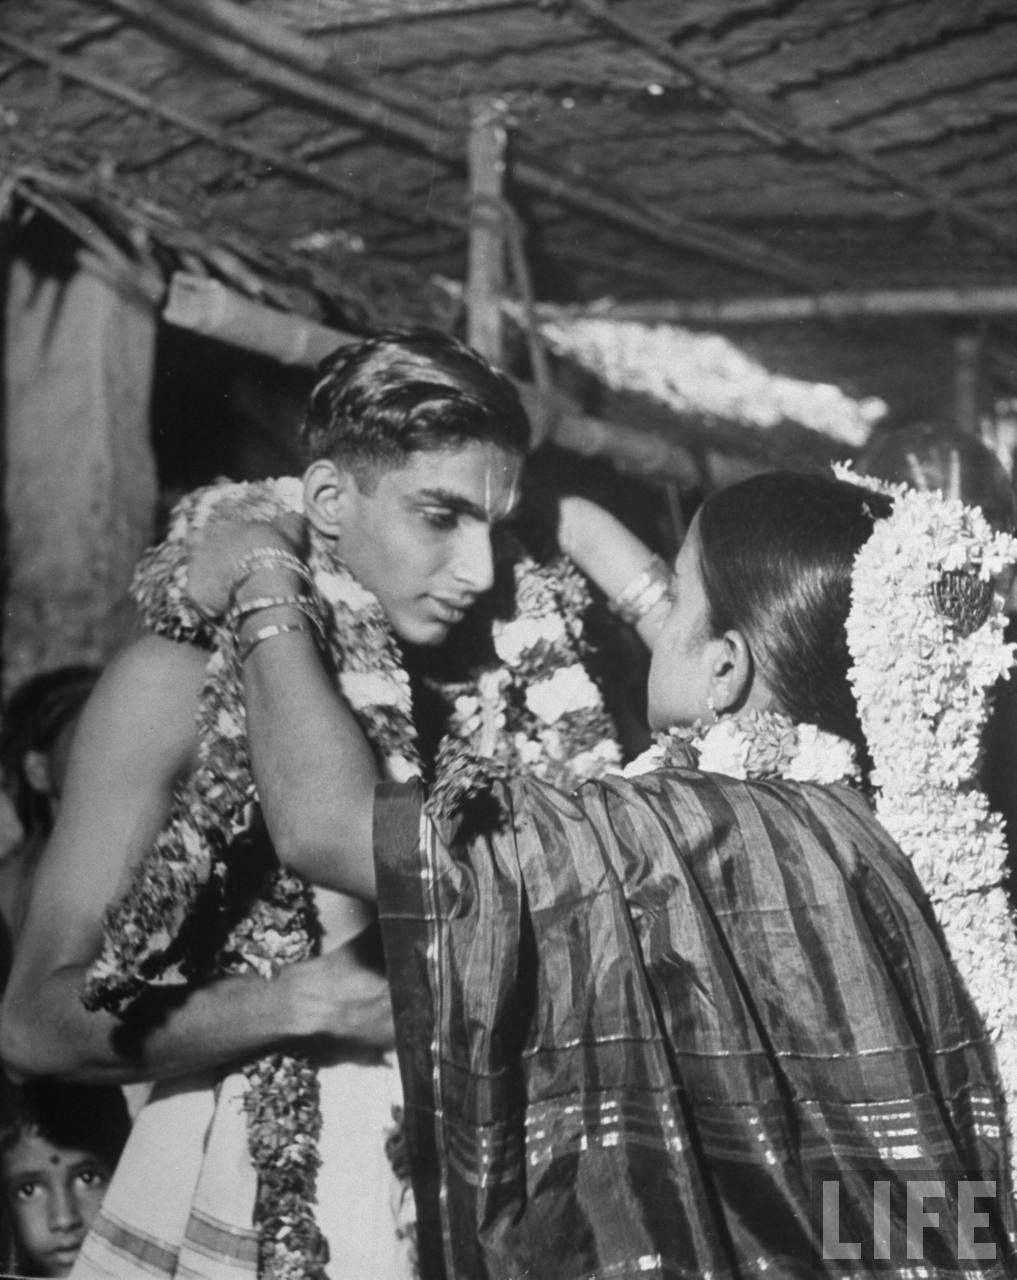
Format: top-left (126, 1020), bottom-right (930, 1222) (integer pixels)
top-left (708, 629), bottom-right (756, 716)
top-left (303, 459), bottom-right (354, 540)
top-left (22, 749), bottom-right (52, 798)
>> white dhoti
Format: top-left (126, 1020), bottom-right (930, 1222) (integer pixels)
top-left (72, 894), bottom-right (414, 1280)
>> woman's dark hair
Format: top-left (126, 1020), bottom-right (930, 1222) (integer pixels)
top-left (0, 666), bottom-right (100, 835)
top-left (302, 328), bottom-right (530, 485)
top-left (695, 470), bottom-right (892, 751)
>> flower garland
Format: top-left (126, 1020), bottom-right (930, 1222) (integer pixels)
top-left (82, 476), bottom-right (622, 1279)
top-left (622, 708), bottom-right (859, 787)
top-left (535, 316), bottom-right (886, 446)
top-left (444, 554), bottom-right (621, 786)
top-left (836, 462), bottom-right (1017, 1177)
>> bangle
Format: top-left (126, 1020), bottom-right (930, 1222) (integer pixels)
top-left (238, 621), bottom-right (317, 665)
top-left (228, 594), bottom-right (319, 628)
top-left (609, 555), bottom-right (675, 625)
top-left (227, 547), bottom-right (313, 611)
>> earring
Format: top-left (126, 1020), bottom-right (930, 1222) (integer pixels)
top-left (706, 694), bottom-right (719, 724)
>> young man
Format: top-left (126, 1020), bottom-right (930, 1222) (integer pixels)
top-left (0, 329), bottom-right (529, 1279)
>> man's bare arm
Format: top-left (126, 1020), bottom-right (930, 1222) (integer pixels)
top-left (0, 633), bottom-right (384, 1083)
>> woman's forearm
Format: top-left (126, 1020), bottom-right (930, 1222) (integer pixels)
top-left (558, 496), bottom-right (673, 647)
top-left (235, 568), bottom-right (381, 899)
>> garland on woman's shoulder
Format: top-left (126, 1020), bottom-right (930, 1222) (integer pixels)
top-left (83, 476), bottom-right (623, 1280)
top-left (621, 709), bottom-right (859, 787)
top-left (836, 462), bottom-right (1017, 1180)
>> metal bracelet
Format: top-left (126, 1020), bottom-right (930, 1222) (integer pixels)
top-left (227, 593), bottom-right (318, 628)
top-left (609, 555), bottom-right (675, 625)
top-left (238, 621), bottom-right (317, 665)
top-left (227, 547), bottom-right (314, 612)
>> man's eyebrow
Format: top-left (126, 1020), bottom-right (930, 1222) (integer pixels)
top-left (413, 487), bottom-right (515, 522)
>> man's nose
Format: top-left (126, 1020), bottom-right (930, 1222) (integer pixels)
top-left (453, 524), bottom-right (495, 596)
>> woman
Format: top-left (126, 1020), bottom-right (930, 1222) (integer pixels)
top-left (190, 470), bottom-right (1017, 1278)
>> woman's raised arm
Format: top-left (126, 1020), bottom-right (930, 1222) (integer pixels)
top-left (188, 521), bottom-right (382, 899)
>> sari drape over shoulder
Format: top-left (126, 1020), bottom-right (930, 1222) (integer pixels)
top-left (375, 769), bottom-right (1016, 1280)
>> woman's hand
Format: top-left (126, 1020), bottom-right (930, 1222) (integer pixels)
top-left (186, 513), bottom-right (307, 620)
top-left (557, 496), bottom-right (673, 648)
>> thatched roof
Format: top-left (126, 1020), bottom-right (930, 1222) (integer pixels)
top-left (4, 0), bottom-right (1017, 429)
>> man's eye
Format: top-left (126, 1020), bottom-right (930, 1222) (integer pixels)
top-left (421, 509), bottom-right (458, 531)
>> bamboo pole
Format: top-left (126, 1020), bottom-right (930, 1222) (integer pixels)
top-left (567, 0), bottom-right (1017, 260)
top-left (465, 99), bottom-right (508, 365)
top-left (541, 287), bottom-right (1017, 326)
top-left (0, 29), bottom-right (451, 236)
top-left (85, 0), bottom-right (822, 288)
top-left (163, 274), bottom-right (354, 365)
top-left (954, 330), bottom-right (982, 435)
top-left (160, 273), bottom-right (704, 482)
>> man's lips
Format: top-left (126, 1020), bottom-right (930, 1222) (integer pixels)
top-left (430, 598), bottom-right (472, 624)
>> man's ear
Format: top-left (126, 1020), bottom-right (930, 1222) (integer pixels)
top-left (708, 629), bottom-right (755, 716)
top-left (303, 459), bottom-right (355, 540)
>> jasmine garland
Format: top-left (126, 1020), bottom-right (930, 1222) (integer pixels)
top-left (81, 477), bottom-right (622, 1279)
top-left (837, 463), bottom-right (1017, 1183)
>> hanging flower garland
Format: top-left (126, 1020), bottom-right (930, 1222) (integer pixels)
top-left (622, 708), bottom-right (859, 787)
top-left (835, 462), bottom-right (1017, 1178)
top-left (81, 476), bottom-right (622, 1280)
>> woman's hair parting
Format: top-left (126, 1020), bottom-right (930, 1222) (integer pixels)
top-left (695, 470), bottom-right (892, 750)
top-left (301, 328), bottom-right (530, 483)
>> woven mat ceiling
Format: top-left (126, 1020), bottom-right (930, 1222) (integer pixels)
top-left (3, 0), bottom-right (1017, 417)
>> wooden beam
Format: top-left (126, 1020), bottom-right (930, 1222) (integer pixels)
top-left (159, 273), bottom-right (702, 482)
top-left (82, 0), bottom-right (824, 289)
top-left (540, 287), bottom-right (1017, 326)
top-left (163, 274), bottom-right (354, 365)
top-left (466, 99), bottom-right (508, 364)
top-left (0, 30), bottom-right (452, 237)
top-left (566, 0), bottom-right (1017, 261)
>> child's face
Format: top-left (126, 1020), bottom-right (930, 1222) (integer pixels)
top-left (2, 1131), bottom-right (111, 1277)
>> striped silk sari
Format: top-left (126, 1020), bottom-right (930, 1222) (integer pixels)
top-left (375, 769), bottom-right (1016, 1280)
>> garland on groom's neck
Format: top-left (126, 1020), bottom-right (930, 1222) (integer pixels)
top-left (83, 475), bottom-right (622, 1280)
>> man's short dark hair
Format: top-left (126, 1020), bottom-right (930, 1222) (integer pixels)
top-left (301, 328), bottom-right (530, 485)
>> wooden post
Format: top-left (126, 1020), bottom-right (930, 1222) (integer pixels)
top-left (466, 98), bottom-right (508, 364)
top-left (954, 329), bottom-right (982, 434)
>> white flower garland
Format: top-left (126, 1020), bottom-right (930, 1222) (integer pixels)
top-left (623, 709), bottom-right (859, 787)
top-left (836, 462), bottom-right (1017, 1175)
top-left (537, 317), bottom-right (886, 445)
top-left (86, 476), bottom-right (623, 1279)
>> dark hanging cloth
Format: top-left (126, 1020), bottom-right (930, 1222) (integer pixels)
top-left (375, 769), bottom-right (1016, 1280)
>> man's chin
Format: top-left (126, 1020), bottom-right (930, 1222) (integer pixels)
top-left (395, 619), bottom-right (452, 648)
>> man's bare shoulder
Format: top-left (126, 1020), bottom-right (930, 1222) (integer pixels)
top-left (73, 633), bottom-right (207, 780)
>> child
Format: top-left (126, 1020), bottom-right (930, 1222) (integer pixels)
top-left (0, 1079), bottom-right (129, 1277)
top-left (0, 667), bottom-right (99, 989)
